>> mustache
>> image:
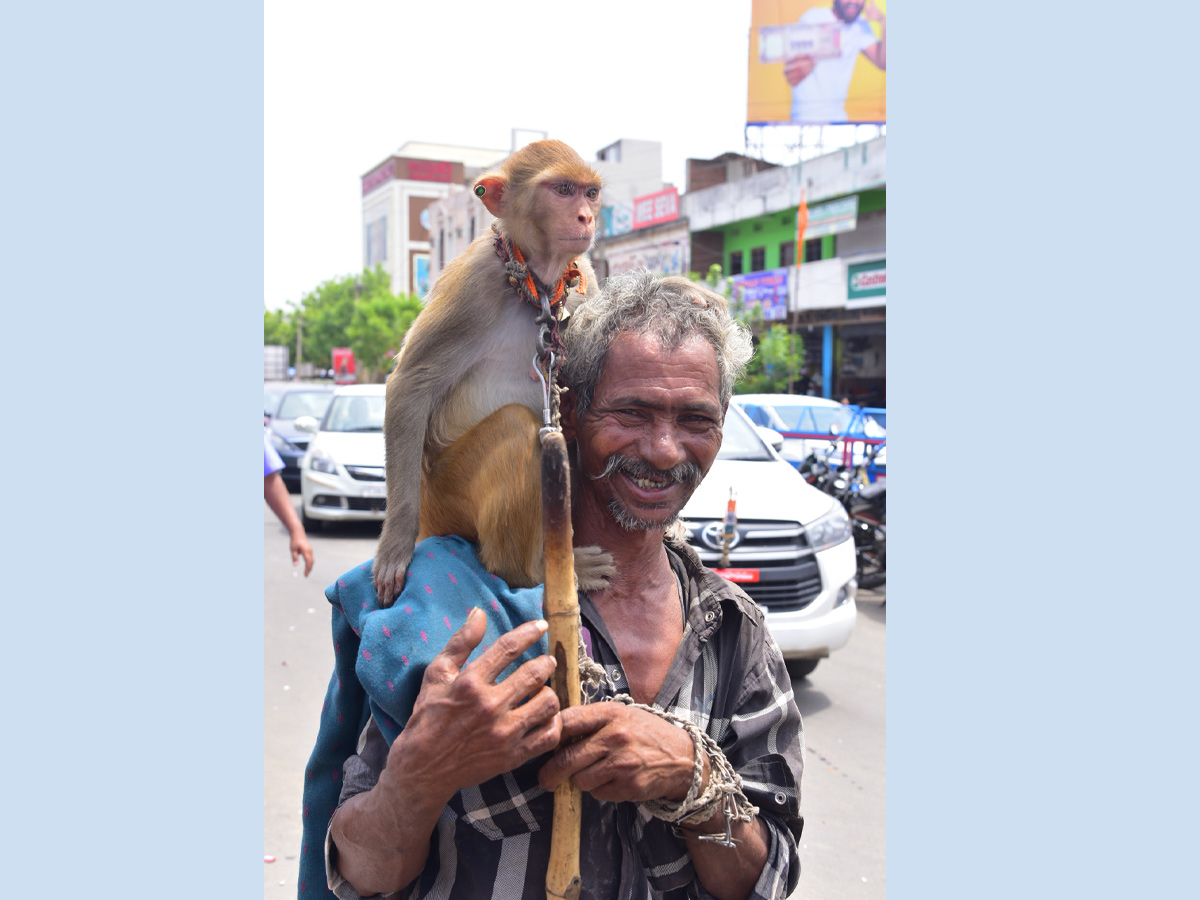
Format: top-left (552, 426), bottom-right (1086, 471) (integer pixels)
top-left (589, 454), bottom-right (703, 488)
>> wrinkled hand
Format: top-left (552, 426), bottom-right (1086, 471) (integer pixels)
top-left (538, 702), bottom-right (696, 804)
top-left (390, 609), bottom-right (562, 801)
top-left (783, 54), bottom-right (816, 86)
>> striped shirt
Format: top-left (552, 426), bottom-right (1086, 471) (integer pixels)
top-left (327, 539), bottom-right (805, 900)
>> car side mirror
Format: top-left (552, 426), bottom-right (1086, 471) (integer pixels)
top-left (294, 415), bottom-right (319, 434)
top-left (756, 426), bottom-right (785, 452)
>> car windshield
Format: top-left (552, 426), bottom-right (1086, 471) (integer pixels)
top-left (265, 388), bottom-right (285, 416)
top-left (323, 394), bottom-right (386, 432)
top-left (717, 406), bottom-right (774, 461)
top-left (277, 391), bottom-right (334, 420)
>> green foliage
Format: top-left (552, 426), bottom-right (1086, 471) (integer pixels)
top-left (739, 324), bottom-right (806, 394)
top-left (264, 306), bottom-right (295, 352)
top-left (268, 266), bottom-right (422, 379)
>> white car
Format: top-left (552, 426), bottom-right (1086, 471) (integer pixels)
top-left (680, 402), bottom-right (858, 679)
top-left (734, 392), bottom-right (886, 477)
top-left (296, 384), bottom-right (388, 529)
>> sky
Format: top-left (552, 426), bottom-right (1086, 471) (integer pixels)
top-left (265, 0), bottom-right (865, 312)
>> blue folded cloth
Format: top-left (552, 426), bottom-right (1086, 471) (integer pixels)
top-left (297, 535), bottom-right (547, 898)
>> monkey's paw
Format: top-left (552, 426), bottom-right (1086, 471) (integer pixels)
top-left (573, 544), bottom-right (616, 593)
top-left (372, 543), bottom-right (413, 609)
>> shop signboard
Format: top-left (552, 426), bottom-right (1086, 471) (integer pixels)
top-left (847, 259), bottom-right (886, 300)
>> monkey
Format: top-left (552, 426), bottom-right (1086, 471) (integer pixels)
top-left (372, 139), bottom-right (613, 607)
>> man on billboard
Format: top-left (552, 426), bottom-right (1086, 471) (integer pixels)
top-left (783, 0), bottom-right (886, 124)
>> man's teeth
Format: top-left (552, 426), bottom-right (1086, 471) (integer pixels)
top-left (634, 477), bottom-right (668, 489)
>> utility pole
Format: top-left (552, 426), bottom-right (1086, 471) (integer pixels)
top-left (294, 315), bottom-right (303, 381)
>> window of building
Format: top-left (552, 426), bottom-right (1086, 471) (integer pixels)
top-left (729, 250), bottom-right (744, 276)
top-left (750, 246), bottom-right (766, 272)
top-left (780, 240), bottom-right (796, 268)
top-left (804, 238), bottom-right (823, 263)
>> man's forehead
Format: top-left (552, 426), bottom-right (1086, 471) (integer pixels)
top-left (596, 331), bottom-right (722, 402)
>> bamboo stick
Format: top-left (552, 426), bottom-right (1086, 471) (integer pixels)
top-left (541, 430), bottom-right (582, 900)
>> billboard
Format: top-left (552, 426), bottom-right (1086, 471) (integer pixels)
top-left (733, 269), bottom-right (790, 322)
top-left (747, 0), bottom-right (886, 126)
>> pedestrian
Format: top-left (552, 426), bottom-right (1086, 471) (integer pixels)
top-left (265, 431), bottom-right (313, 576)
top-left (303, 271), bottom-right (805, 900)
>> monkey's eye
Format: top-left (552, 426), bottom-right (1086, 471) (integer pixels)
top-left (555, 183), bottom-right (573, 196)
top-left (585, 187), bottom-right (600, 200)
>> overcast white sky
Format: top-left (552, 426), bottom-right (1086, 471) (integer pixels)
top-left (264, 0), bottom-right (793, 311)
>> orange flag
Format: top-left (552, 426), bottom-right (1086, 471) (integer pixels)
top-left (796, 189), bottom-right (809, 267)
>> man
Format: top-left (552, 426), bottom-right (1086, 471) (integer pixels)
top-left (784, 0), bottom-right (886, 124)
top-left (310, 271), bottom-right (805, 900)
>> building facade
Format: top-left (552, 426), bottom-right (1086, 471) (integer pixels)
top-left (360, 141), bottom-right (508, 298)
top-left (683, 136), bottom-right (887, 406)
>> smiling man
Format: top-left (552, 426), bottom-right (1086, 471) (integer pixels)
top-left (318, 271), bottom-right (806, 900)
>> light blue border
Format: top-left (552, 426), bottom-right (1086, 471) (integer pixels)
top-left (893, 5), bottom-right (1199, 898)
top-left (3, 3), bottom-right (263, 894)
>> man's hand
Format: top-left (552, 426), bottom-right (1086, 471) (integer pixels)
top-left (863, 0), bottom-right (884, 23)
top-left (290, 532), bottom-right (314, 576)
top-left (538, 702), bottom-right (698, 804)
top-left (331, 610), bottom-right (561, 897)
top-left (783, 54), bottom-right (816, 86)
top-left (395, 610), bottom-right (563, 799)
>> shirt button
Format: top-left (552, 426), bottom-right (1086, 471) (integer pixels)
top-left (704, 611), bottom-right (716, 623)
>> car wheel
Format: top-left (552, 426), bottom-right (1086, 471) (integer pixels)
top-left (786, 658), bottom-right (819, 680)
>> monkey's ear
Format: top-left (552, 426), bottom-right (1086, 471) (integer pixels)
top-left (473, 175), bottom-right (507, 218)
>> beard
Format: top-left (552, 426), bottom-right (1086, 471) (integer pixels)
top-left (833, 0), bottom-right (863, 23)
top-left (590, 454), bottom-right (704, 532)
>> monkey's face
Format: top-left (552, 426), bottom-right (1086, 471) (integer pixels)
top-left (539, 178), bottom-right (601, 253)
top-left (565, 332), bottom-right (723, 533)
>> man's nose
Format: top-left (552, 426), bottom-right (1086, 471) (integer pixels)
top-left (641, 421), bottom-right (686, 471)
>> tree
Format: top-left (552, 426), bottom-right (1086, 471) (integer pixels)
top-left (346, 275), bottom-right (423, 377)
top-left (264, 306), bottom-right (296, 355)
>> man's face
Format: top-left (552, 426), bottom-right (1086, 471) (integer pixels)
top-left (565, 332), bottom-right (724, 533)
top-left (833, 0), bottom-right (864, 23)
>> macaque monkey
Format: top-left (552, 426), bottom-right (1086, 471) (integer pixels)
top-left (373, 140), bottom-right (611, 607)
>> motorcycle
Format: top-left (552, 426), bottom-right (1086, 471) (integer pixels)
top-left (799, 438), bottom-right (886, 588)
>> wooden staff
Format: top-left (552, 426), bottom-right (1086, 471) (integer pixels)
top-left (541, 430), bottom-right (582, 900)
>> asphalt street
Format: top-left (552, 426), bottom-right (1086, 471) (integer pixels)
top-left (264, 496), bottom-right (886, 899)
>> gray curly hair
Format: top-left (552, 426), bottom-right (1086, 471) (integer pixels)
top-left (559, 270), bottom-right (753, 417)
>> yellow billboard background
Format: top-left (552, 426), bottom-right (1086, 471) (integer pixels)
top-left (747, 0), bottom-right (887, 125)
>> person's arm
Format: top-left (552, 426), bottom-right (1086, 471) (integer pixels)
top-left (783, 54), bottom-right (816, 86)
top-left (264, 469), bottom-right (314, 575)
top-left (862, 1), bottom-right (886, 70)
top-left (539, 703), bottom-right (770, 900)
top-left (330, 611), bottom-right (562, 897)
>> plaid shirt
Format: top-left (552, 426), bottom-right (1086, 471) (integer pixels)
top-left (326, 539), bottom-right (805, 900)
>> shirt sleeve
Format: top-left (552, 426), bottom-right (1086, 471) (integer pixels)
top-left (264, 432), bottom-right (285, 476)
top-left (324, 719), bottom-right (402, 900)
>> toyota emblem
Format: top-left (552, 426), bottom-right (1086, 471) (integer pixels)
top-left (700, 522), bottom-right (740, 551)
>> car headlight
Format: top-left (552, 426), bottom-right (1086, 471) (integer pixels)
top-left (308, 446), bottom-right (338, 475)
top-left (805, 501), bottom-right (852, 552)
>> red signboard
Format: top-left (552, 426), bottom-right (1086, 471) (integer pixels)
top-left (402, 159), bottom-right (453, 182)
top-left (361, 161), bottom-right (397, 196)
top-left (332, 348), bottom-right (356, 384)
top-left (632, 187), bottom-right (680, 230)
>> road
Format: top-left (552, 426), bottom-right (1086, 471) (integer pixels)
top-left (264, 496), bottom-right (886, 899)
